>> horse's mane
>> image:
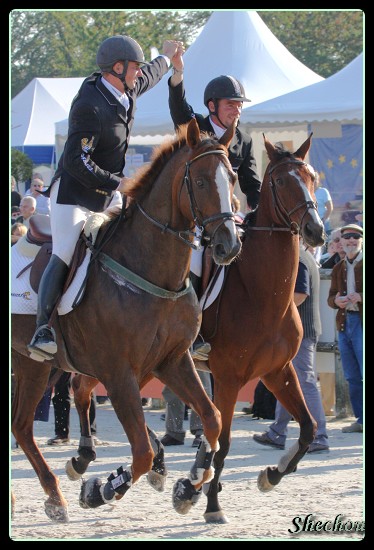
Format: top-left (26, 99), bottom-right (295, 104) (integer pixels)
top-left (107, 125), bottom-right (220, 221)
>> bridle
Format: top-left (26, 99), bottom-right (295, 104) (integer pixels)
top-left (248, 158), bottom-right (318, 235)
top-left (136, 149), bottom-right (235, 250)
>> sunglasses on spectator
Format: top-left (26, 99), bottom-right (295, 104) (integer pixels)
top-left (332, 238), bottom-right (341, 243)
top-left (341, 233), bottom-right (362, 240)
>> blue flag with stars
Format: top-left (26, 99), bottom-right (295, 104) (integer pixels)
top-left (309, 124), bottom-right (363, 207)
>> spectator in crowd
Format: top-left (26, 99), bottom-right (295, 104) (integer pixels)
top-left (313, 172), bottom-right (333, 263)
top-left (11, 206), bottom-right (21, 225)
top-left (327, 223), bottom-right (363, 433)
top-left (314, 172), bottom-right (333, 236)
top-left (11, 222), bottom-right (27, 246)
top-left (160, 371), bottom-right (212, 447)
top-left (25, 178), bottom-right (51, 216)
top-left (11, 175), bottom-right (22, 207)
top-left (15, 196), bottom-right (36, 228)
top-left (320, 227), bottom-right (346, 269)
top-left (28, 34), bottom-right (184, 361)
top-left (253, 239), bottom-right (329, 453)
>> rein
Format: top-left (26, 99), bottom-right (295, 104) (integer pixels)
top-left (247, 158), bottom-right (317, 236)
top-left (137, 149), bottom-right (235, 250)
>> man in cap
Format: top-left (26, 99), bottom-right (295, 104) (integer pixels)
top-left (28, 35), bottom-right (184, 361)
top-left (327, 223), bottom-right (363, 433)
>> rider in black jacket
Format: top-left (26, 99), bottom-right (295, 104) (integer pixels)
top-left (28, 35), bottom-right (183, 361)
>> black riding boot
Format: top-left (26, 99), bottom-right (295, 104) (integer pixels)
top-left (190, 273), bottom-right (211, 360)
top-left (28, 254), bottom-right (68, 362)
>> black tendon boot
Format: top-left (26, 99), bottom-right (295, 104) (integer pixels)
top-left (190, 272), bottom-right (211, 361)
top-left (28, 254), bottom-right (68, 361)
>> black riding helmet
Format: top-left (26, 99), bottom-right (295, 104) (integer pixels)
top-left (204, 75), bottom-right (250, 128)
top-left (96, 35), bottom-right (148, 86)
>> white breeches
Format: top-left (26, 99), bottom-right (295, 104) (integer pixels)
top-left (50, 180), bottom-right (93, 267)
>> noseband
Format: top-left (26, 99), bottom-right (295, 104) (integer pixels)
top-left (137, 149), bottom-right (235, 250)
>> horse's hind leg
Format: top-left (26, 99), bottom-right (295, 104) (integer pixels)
top-left (11, 351), bottom-right (69, 522)
top-left (258, 363), bottom-right (316, 492)
top-left (65, 374), bottom-right (99, 481)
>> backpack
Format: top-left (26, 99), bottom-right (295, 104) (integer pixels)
top-left (251, 380), bottom-right (276, 420)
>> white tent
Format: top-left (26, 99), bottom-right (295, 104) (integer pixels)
top-left (11, 77), bottom-right (84, 147)
top-left (53, 10), bottom-right (323, 147)
top-left (240, 53), bottom-right (363, 127)
top-left (131, 10), bottom-right (323, 136)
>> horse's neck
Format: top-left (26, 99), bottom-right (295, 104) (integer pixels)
top-left (243, 184), bottom-right (300, 287)
top-left (116, 161), bottom-right (192, 291)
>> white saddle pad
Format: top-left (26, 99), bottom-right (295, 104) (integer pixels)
top-left (199, 267), bottom-right (225, 311)
top-left (11, 240), bottom-right (90, 316)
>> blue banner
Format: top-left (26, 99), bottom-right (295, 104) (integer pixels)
top-left (308, 124), bottom-right (363, 208)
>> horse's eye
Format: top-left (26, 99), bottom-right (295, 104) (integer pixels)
top-left (196, 179), bottom-right (205, 188)
top-left (275, 177), bottom-right (283, 186)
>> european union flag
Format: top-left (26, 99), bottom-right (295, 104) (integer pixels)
top-left (309, 124), bottom-right (363, 207)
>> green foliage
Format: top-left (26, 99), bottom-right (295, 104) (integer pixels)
top-left (11, 148), bottom-right (34, 183)
top-left (258, 11), bottom-right (363, 78)
top-left (10, 10), bottom-right (363, 97)
top-left (10, 10), bottom-right (211, 97)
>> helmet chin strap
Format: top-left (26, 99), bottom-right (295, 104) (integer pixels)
top-left (210, 99), bottom-right (227, 129)
top-left (109, 60), bottom-right (129, 88)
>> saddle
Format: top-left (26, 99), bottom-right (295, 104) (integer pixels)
top-left (18, 214), bottom-right (87, 294)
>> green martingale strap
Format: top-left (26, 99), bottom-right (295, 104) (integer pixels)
top-left (98, 252), bottom-right (192, 301)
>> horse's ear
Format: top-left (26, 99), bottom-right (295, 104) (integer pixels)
top-left (263, 133), bottom-right (277, 162)
top-left (294, 133), bottom-right (313, 161)
top-left (219, 119), bottom-right (236, 148)
top-left (186, 118), bottom-right (202, 150)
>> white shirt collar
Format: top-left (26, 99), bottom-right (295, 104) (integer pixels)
top-left (209, 117), bottom-right (226, 138)
top-left (101, 77), bottom-right (130, 111)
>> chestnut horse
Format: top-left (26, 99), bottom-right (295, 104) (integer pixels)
top-left (145, 133), bottom-right (325, 522)
top-left (11, 118), bottom-right (242, 523)
top-left (194, 133), bottom-right (325, 522)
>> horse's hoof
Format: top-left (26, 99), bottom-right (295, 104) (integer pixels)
top-left (147, 470), bottom-right (166, 492)
top-left (79, 477), bottom-right (106, 509)
top-left (257, 468), bottom-right (275, 492)
top-left (65, 458), bottom-right (82, 481)
top-left (204, 511), bottom-right (229, 524)
top-left (44, 501), bottom-right (69, 523)
top-left (172, 478), bottom-right (202, 515)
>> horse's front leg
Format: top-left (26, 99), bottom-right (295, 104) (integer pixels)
top-left (65, 374), bottom-right (99, 481)
top-left (158, 353), bottom-right (221, 515)
top-left (79, 372), bottom-right (155, 509)
top-left (202, 378), bottom-right (239, 524)
top-left (258, 363), bottom-right (316, 492)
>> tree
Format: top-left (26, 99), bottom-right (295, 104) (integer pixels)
top-left (10, 10), bottom-right (363, 97)
top-left (258, 11), bottom-right (363, 77)
top-left (11, 148), bottom-right (34, 184)
top-left (10, 10), bottom-right (211, 97)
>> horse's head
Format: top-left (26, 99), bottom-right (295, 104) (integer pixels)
top-left (179, 118), bottom-right (241, 265)
top-left (263, 134), bottom-right (325, 248)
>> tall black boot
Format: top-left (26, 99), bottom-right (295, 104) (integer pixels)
top-left (190, 272), bottom-right (211, 360)
top-left (28, 254), bottom-right (68, 361)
